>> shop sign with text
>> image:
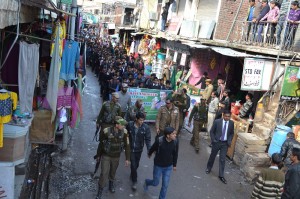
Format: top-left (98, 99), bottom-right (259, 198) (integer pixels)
top-left (241, 58), bottom-right (274, 91)
top-left (280, 66), bottom-right (300, 101)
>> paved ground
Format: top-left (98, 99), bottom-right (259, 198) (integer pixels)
top-left (48, 68), bottom-right (253, 199)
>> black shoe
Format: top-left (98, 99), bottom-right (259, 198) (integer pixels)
top-left (219, 176), bottom-right (227, 184)
top-left (205, 169), bottom-right (211, 174)
top-left (95, 188), bottom-right (103, 199)
top-left (109, 181), bottom-right (115, 193)
top-left (209, 144), bottom-right (212, 147)
top-left (195, 149), bottom-right (199, 154)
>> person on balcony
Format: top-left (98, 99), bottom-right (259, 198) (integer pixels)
top-left (246, 0), bottom-right (260, 42)
top-left (254, 0), bottom-right (270, 44)
top-left (260, 0), bottom-right (280, 44)
top-left (161, 6), bottom-right (168, 32)
top-left (276, 0), bottom-right (292, 47)
top-left (281, 1), bottom-right (300, 48)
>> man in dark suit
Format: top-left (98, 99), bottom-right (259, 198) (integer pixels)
top-left (205, 110), bottom-right (234, 184)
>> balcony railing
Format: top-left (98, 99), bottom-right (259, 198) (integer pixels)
top-left (232, 20), bottom-right (299, 51)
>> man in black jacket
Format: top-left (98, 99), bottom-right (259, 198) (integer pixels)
top-left (126, 112), bottom-right (151, 191)
top-left (144, 127), bottom-right (179, 199)
top-left (206, 110), bottom-right (234, 184)
top-left (282, 147), bottom-right (300, 199)
top-left (280, 132), bottom-right (300, 168)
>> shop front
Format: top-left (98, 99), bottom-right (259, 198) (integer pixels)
top-left (0, 2), bottom-right (84, 198)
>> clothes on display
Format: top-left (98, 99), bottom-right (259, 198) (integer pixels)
top-left (18, 41), bottom-right (40, 114)
top-left (0, 91), bottom-right (18, 147)
top-left (50, 20), bottom-right (66, 58)
top-left (60, 40), bottom-right (80, 81)
top-left (57, 87), bottom-right (74, 110)
top-left (47, 23), bottom-right (62, 122)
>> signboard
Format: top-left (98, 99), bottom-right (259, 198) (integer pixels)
top-left (128, 88), bottom-right (173, 121)
top-left (280, 66), bottom-right (300, 101)
top-left (241, 58), bottom-right (274, 91)
top-left (167, 16), bottom-right (183, 35)
top-left (180, 53), bottom-right (187, 66)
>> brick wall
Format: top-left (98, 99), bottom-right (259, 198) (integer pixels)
top-left (115, 6), bottom-right (123, 26)
top-left (214, 0), bottom-right (249, 41)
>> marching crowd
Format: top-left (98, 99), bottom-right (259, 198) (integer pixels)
top-left (86, 37), bottom-right (300, 199)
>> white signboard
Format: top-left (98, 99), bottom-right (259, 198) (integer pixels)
top-left (241, 58), bottom-right (274, 91)
top-left (180, 53), bottom-right (187, 66)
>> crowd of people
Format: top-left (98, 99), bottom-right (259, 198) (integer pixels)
top-left (246, 0), bottom-right (300, 49)
top-left (86, 36), bottom-right (300, 199)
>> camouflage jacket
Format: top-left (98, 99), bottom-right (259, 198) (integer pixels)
top-left (98, 126), bottom-right (130, 159)
top-left (97, 101), bottom-right (121, 124)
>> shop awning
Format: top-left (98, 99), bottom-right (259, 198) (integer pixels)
top-left (21, 0), bottom-right (76, 16)
top-left (130, 32), bottom-right (144, 36)
top-left (118, 27), bottom-right (137, 30)
top-left (210, 47), bottom-right (251, 57)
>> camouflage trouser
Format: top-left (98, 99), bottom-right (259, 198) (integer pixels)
top-left (98, 155), bottom-right (120, 188)
top-left (190, 120), bottom-right (204, 150)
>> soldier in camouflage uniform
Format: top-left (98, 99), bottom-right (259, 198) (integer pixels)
top-left (96, 92), bottom-right (122, 139)
top-left (172, 89), bottom-right (187, 134)
top-left (188, 99), bottom-right (208, 153)
top-left (155, 98), bottom-right (180, 137)
top-left (95, 117), bottom-right (130, 199)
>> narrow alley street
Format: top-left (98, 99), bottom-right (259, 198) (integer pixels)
top-left (48, 67), bottom-right (253, 199)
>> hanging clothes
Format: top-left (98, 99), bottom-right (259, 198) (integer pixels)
top-left (18, 41), bottom-right (40, 113)
top-left (60, 40), bottom-right (80, 81)
top-left (0, 92), bottom-right (18, 147)
top-left (50, 20), bottom-right (66, 57)
top-left (47, 23), bottom-right (62, 122)
top-left (57, 87), bottom-right (74, 110)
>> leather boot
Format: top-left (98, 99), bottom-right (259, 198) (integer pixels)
top-left (109, 181), bottom-right (115, 193)
top-left (95, 187), bottom-right (103, 199)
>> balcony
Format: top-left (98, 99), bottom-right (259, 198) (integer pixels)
top-left (227, 20), bottom-right (300, 55)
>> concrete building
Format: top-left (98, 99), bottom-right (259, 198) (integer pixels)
top-left (135, 0), bottom-right (300, 182)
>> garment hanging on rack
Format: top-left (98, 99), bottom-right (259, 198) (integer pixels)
top-left (46, 23), bottom-right (61, 122)
top-left (50, 21), bottom-right (66, 57)
top-left (60, 40), bottom-right (80, 81)
top-left (18, 41), bottom-right (40, 113)
top-left (0, 92), bottom-right (18, 147)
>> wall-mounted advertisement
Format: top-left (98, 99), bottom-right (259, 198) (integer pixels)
top-left (280, 66), bottom-right (300, 101)
top-left (241, 58), bottom-right (274, 91)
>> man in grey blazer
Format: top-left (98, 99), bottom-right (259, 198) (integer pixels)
top-left (205, 110), bottom-right (234, 184)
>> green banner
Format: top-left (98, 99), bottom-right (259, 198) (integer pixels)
top-left (128, 88), bottom-right (173, 121)
top-left (280, 66), bottom-right (300, 101)
top-left (60, 0), bottom-right (72, 5)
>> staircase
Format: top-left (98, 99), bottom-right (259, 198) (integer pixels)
top-left (233, 75), bottom-right (298, 182)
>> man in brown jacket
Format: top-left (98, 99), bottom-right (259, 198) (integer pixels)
top-left (155, 98), bottom-right (180, 137)
top-left (201, 79), bottom-right (214, 102)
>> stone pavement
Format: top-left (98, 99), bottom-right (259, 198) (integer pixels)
top-left (48, 67), bottom-right (253, 199)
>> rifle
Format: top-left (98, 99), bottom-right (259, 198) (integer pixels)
top-left (93, 155), bottom-right (101, 176)
top-left (93, 126), bottom-right (101, 142)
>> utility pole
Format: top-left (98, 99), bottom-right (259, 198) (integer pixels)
top-left (63, 0), bottom-right (77, 151)
top-left (70, 0), bottom-right (77, 40)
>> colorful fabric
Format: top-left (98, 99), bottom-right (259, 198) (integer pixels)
top-left (57, 87), bottom-right (74, 110)
top-left (0, 92), bottom-right (18, 148)
top-left (60, 40), bottom-right (80, 81)
top-left (0, 92), bottom-right (18, 123)
top-left (0, 123), bottom-right (3, 147)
